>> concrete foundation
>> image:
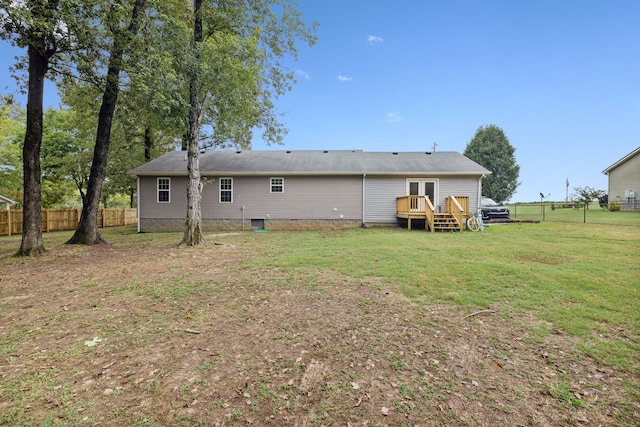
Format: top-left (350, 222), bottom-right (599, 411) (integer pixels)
top-left (139, 218), bottom-right (364, 232)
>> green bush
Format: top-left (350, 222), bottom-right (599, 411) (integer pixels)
top-left (608, 201), bottom-right (621, 211)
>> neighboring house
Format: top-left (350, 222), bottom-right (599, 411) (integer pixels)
top-left (129, 150), bottom-right (490, 232)
top-left (0, 194), bottom-right (16, 210)
top-left (602, 147), bottom-right (640, 211)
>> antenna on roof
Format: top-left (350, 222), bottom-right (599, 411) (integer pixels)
top-left (432, 141), bottom-right (438, 152)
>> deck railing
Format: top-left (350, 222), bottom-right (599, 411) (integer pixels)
top-left (397, 195), bottom-right (471, 231)
top-left (446, 196), bottom-right (465, 229)
top-left (396, 195), bottom-right (436, 231)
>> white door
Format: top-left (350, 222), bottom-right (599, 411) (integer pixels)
top-left (407, 179), bottom-right (437, 200)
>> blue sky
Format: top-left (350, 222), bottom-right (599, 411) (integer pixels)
top-left (2, 0), bottom-right (639, 202)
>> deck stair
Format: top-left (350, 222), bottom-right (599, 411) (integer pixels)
top-left (396, 195), bottom-right (469, 232)
top-left (432, 213), bottom-right (460, 231)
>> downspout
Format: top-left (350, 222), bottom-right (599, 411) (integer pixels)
top-left (362, 173), bottom-right (366, 226)
top-left (477, 174), bottom-right (484, 211)
top-left (136, 176), bottom-right (141, 233)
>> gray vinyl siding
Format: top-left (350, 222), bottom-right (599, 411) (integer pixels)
top-left (364, 176), bottom-right (481, 224)
top-left (438, 177), bottom-right (482, 211)
top-left (364, 177), bottom-right (405, 223)
top-left (607, 153), bottom-right (640, 202)
top-left (218, 175), bottom-right (362, 220)
top-left (140, 174), bottom-right (481, 223)
top-left (141, 175), bottom-right (362, 221)
top-left (139, 176), bottom-right (189, 219)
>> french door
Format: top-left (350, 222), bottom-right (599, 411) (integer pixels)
top-left (407, 179), bottom-right (437, 211)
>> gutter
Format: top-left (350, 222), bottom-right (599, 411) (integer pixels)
top-left (130, 171), bottom-right (491, 177)
top-left (362, 173), bottom-right (366, 226)
top-left (136, 176), bottom-right (141, 233)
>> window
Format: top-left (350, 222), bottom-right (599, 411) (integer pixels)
top-left (220, 178), bottom-right (233, 203)
top-left (270, 177), bottom-right (284, 193)
top-left (157, 178), bottom-right (170, 203)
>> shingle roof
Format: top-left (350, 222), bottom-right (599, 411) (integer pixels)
top-left (0, 194), bottom-right (17, 205)
top-left (602, 146), bottom-right (640, 174)
top-left (129, 150), bottom-right (490, 176)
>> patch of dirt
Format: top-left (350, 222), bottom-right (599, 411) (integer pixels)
top-left (0, 232), bottom-right (637, 426)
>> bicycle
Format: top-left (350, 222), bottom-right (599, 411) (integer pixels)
top-left (466, 210), bottom-right (484, 231)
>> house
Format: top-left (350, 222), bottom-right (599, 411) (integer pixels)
top-left (602, 147), bottom-right (640, 211)
top-left (0, 194), bottom-right (16, 211)
top-left (129, 150), bottom-right (490, 232)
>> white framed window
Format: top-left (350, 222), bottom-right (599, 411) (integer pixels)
top-left (157, 177), bottom-right (170, 203)
top-left (219, 178), bottom-right (233, 203)
top-left (270, 177), bottom-right (284, 193)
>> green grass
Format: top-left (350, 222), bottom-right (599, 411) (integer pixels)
top-left (1, 222), bottom-right (638, 425)
top-left (243, 224), bottom-right (640, 372)
top-left (508, 201), bottom-right (640, 226)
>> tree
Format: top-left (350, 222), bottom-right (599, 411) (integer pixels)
top-left (66, 0), bottom-right (148, 245)
top-left (464, 125), bottom-right (520, 203)
top-left (1, 0), bottom-right (98, 255)
top-left (1, 0), bottom-right (60, 255)
top-left (180, 0), bottom-right (318, 245)
top-left (572, 186), bottom-right (605, 209)
top-left (183, 0), bottom-right (205, 245)
top-left (41, 107), bottom-right (91, 206)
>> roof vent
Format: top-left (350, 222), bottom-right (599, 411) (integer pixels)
top-left (236, 150), bottom-right (242, 154)
top-left (286, 150), bottom-right (291, 153)
top-left (425, 151), bottom-right (432, 155)
top-left (323, 150), bottom-right (329, 153)
top-left (392, 152), bottom-right (398, 155)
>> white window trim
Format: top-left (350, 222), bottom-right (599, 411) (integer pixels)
top-left (270, 177), bottom-right (284, 193)
top-left (157, 177), bottom-right (171, 203)
top-left (219, 177), bottom-right (233, 203)
top-left (406, 178), bottom-right (439, 201)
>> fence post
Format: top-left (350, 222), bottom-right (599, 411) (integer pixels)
top-left (45, 209), bottom-right (49, 233)
top-left (6, 208), bottom-right (11, 237)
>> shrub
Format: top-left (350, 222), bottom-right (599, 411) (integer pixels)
top-left (608, 201), bottom-right (621, 211)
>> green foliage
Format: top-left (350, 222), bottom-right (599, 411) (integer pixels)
top-left (608, 201), bottom-right (621, 211)
top-left (0, 95), bottom-right (24, 203)
top-left (572, 186), bottom-right (605, 209)
top-left (176, 0), bottom-right (319, 149)
top-left (464, 124), bottom-right (520, 203)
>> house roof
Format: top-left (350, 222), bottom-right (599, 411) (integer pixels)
top-left (130, 150), bottom-right (491, 177)
top-left (602, 146), bottom-right (640, 174)
top-left (0, 194), bottom-right (17, 205)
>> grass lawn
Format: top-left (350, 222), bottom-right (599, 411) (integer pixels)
top-left (245, 222), bottom-right (639, 371)
top-left (508, 202), bottom-right (640, 226)
top-left (0, 221), bottom-right (638, 426)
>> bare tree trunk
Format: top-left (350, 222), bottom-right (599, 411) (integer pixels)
top-left (16, 44), bottom-right (48, 256)
top-left (67, 0), bottom-right (146, 245)
top-left (182, 0), bottom-right (204, 246)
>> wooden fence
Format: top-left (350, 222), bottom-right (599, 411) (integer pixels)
top-left (0, 208), bottom-right (137, 236)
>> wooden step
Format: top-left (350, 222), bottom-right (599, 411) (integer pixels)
top-left (432, 213), bottom-right (461, 231)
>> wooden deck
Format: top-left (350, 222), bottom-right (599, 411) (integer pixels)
top-left (396, 195), bottom-right (470, 232)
